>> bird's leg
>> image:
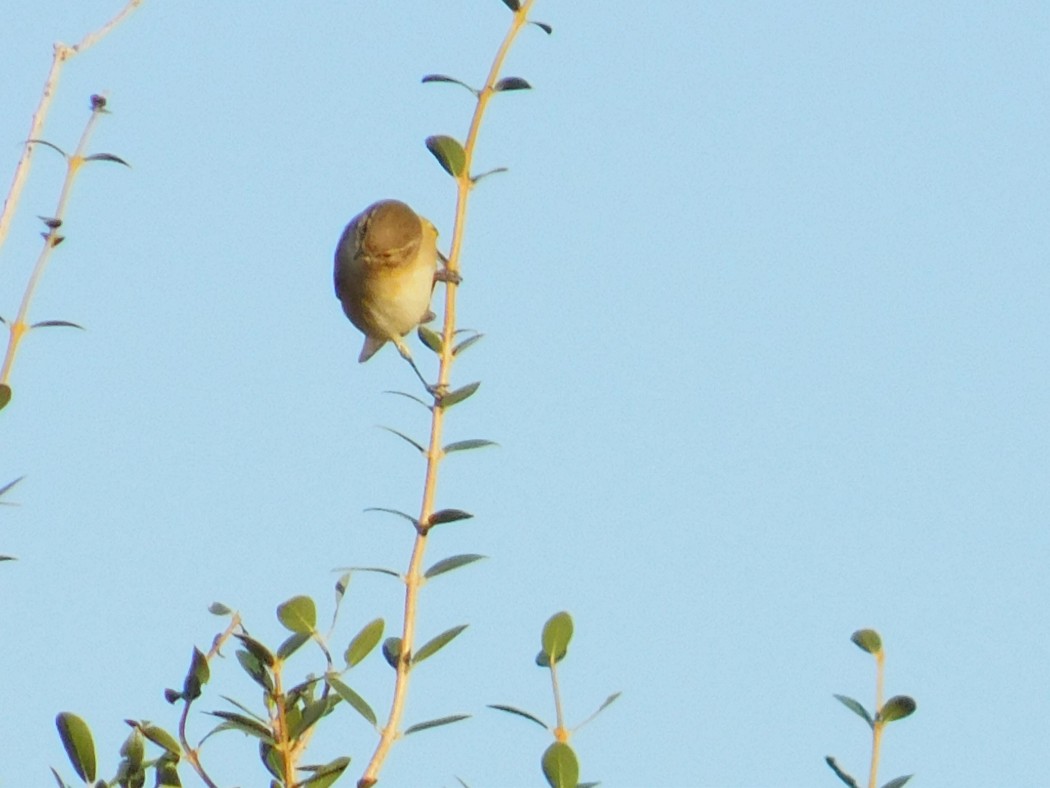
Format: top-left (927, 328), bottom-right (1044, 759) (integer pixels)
top-left (396, 343), bottom-right (444, 397)
top-left (435, 251), bottom-right (462, 286)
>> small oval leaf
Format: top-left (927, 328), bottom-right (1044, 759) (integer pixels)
top-left (878, 695), bottom-right (917, 723)
top-left (382, 637), bottom-right (403, 668)
top-left (501, 0), bottom-right (521, 10)
top-left (443, 439), bottom-right (497, 454)
top-left (417, 325), bottom-right (443, 353)
top-left (378, 427), bottom-right (426, 454)
top-left (182, 647), bottom-right (210, 700)
top-left (403, 714), bottom-right (470, 735)
top-left (84, 153), bottom-right (130, 166)
top-left (487, 704), bottom-right (548, 729)
top-left (531, 20), bottom-right (554, 35)
top-left (851, 629), bottom-right (882, 654)
top-left (346, 618), bottom-right (385, 667)
top-left (541, 611), bottom-right (573, 666)
top-left (439, 381), bottom-right (480, 409)
top-left (833, 694), bottom-right (874, 729)
top-left (425, 553), bottom-right (485, 579)
top-left (494, 77), bottom-right (532, 91)
top-left (277, 595), bottom-right (317, 634)
top-left (31, 320), bottom-right (84, 329)
top-left (421, 74), bottom-right (477, 94)
top-left (56, 713), bottom-right (96, 782)
top-left (881, 776), bottom-right (913, 788)
top-left (425, 135), bottom-right (466, 177)
top-left (328, 676), bottom-right (377, 726)
top-left (208, 602), bottom-right (232, 616)
top-left (452, 333), bottom-right (484, 356)
top-left (138, 723), bottom-right (180, 755)
top-left (413, 624), bottom-right (468, 664)
top-left (825, 756), bottom-right (860, 788)
top-left (277, 632), bottom-right (311, 660)
top-left (0, 384), bottom-right (11, 411)
top-left (541, 742), bottom-right (579, 788)
top-left (426, 509), bottom-right (474, 528)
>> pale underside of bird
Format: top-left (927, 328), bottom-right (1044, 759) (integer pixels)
top-left (334, 199), bottom-right (439, 363)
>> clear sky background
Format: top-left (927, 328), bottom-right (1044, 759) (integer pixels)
top-left (1, 2), bottom-right (1048, 786)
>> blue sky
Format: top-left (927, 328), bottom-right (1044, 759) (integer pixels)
top-left (2, 2), bottom-right (1048, 786)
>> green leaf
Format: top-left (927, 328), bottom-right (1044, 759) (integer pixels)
top-left (878, 695), bottom-right (917, 723)
top-left (363, 507), bottom-right (419, 527)
top-left (208, 602), bottom-right (232, 616)
top-left (31, 320), bottom-right (84, 329)
top-left (336, 564), bottom-right (402, 579)
top-left (328, 676), bottom-right (377, 726)
top-left (851, 629), bottom-right (882, 654)
top-left (413, 624), bottom-right (468, 664)
top-left (486, 704), bottom-right (548, 729)
top-left (531, 20), bottom-right (554, 35)
top-left (541, 611), bottom-right (574, 666)
top-left (378, 426), bottom-right (425, 454)
top-left (0, 476), bottom-right (24, 499)
top-left (205, 711), bottom-right (272, 742)
top-left (417, 325), bottom-right (443, 353)
top-left (426, 509), bottom-right (474, 528)
top-left (439, 381), bottom-right (480, 409)
top-left (277, 596), bottom-right (312, 634)
top-left (182, 647), bottom-right (210, 700)
top-left (154, 755), bottom-right (180, 786)
top-left (55, 713), bottom-right (96, 782)
top-left (382, 390), bottom-right (432, 409)
top-left (452, 332), bottom-right (484, 356)
top-left (27, 139), bottom-right (68, 158)
top-left (291, 697), bottom-right (337, 740)
top-left (382, 637), bottom-right (403, 668)
top-left (501, 0), bottom-right (521, 9)
top-left (84, 152), bottom-right (130, 166)
top-left (833, 694), bottom-right (874, 728)
top-left (119, 727), bottom-right (145, 767)
top-left (541, 742), bottom-right (578, 788)
top-left (494, 77), bottom-right (532, 91)
top-left (881, 776), bottom-right (913, 788)
top-left (425, 135), bottom-right (466, 177)
top-left (0, 384), bottom-right (9, 411)
top-left (345, 618), bottom-right (385, 667)
top-left (403, 714), bottom-right (470, 735)
top-left (237, 634), bottom-right (276, 667)
top-left (471, 167), bottom-right (509, 185)
top-left (425, 553), bottom-right (485, 579)
top-left (825, 757), bottom-right (860, 788)
top-left (577, 691), bottom-right (622, 730)
top-left (335, 572), bottom-right (351, 604)
top-left (299, 756), bottom-right (352, 788)
top-left (443, 439), bottom-right (497, 454)
top-left (138, 723), bottom-right (181, 755)
top-left (277, 632), bottom-right (311, 660)
top-left (236, 649), bottom-right (274, 692)
top-left (421, 74), bottom-right (478, 95)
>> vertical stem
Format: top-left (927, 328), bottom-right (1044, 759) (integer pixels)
top-left (0, 0), bottom-right (142, 260)
top-left (868, 649), bottom-right (886, 788)
top-left (0, 99), bottom-right (107, 388)
top-left (357, 4), bottom-right (537, 787)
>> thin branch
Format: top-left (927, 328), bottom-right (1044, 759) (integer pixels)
top-left (356, 3), bottom-right (538, 786)
top-left (0, 0), bottom-right (143, 259)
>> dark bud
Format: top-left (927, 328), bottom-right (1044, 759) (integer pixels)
top-left (39, 216), bottom-right (62, 229)
top-left (90, 94), bottom-right (107, 111)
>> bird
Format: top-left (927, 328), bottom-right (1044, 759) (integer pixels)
top-left (334, 199), bottom-right (440, 371)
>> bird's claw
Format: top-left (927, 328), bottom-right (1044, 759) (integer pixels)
top-left (434, 268), bottom-right (462, 286)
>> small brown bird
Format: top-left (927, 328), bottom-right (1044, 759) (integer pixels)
top-left (334, 199), bottom-right (439, 365)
